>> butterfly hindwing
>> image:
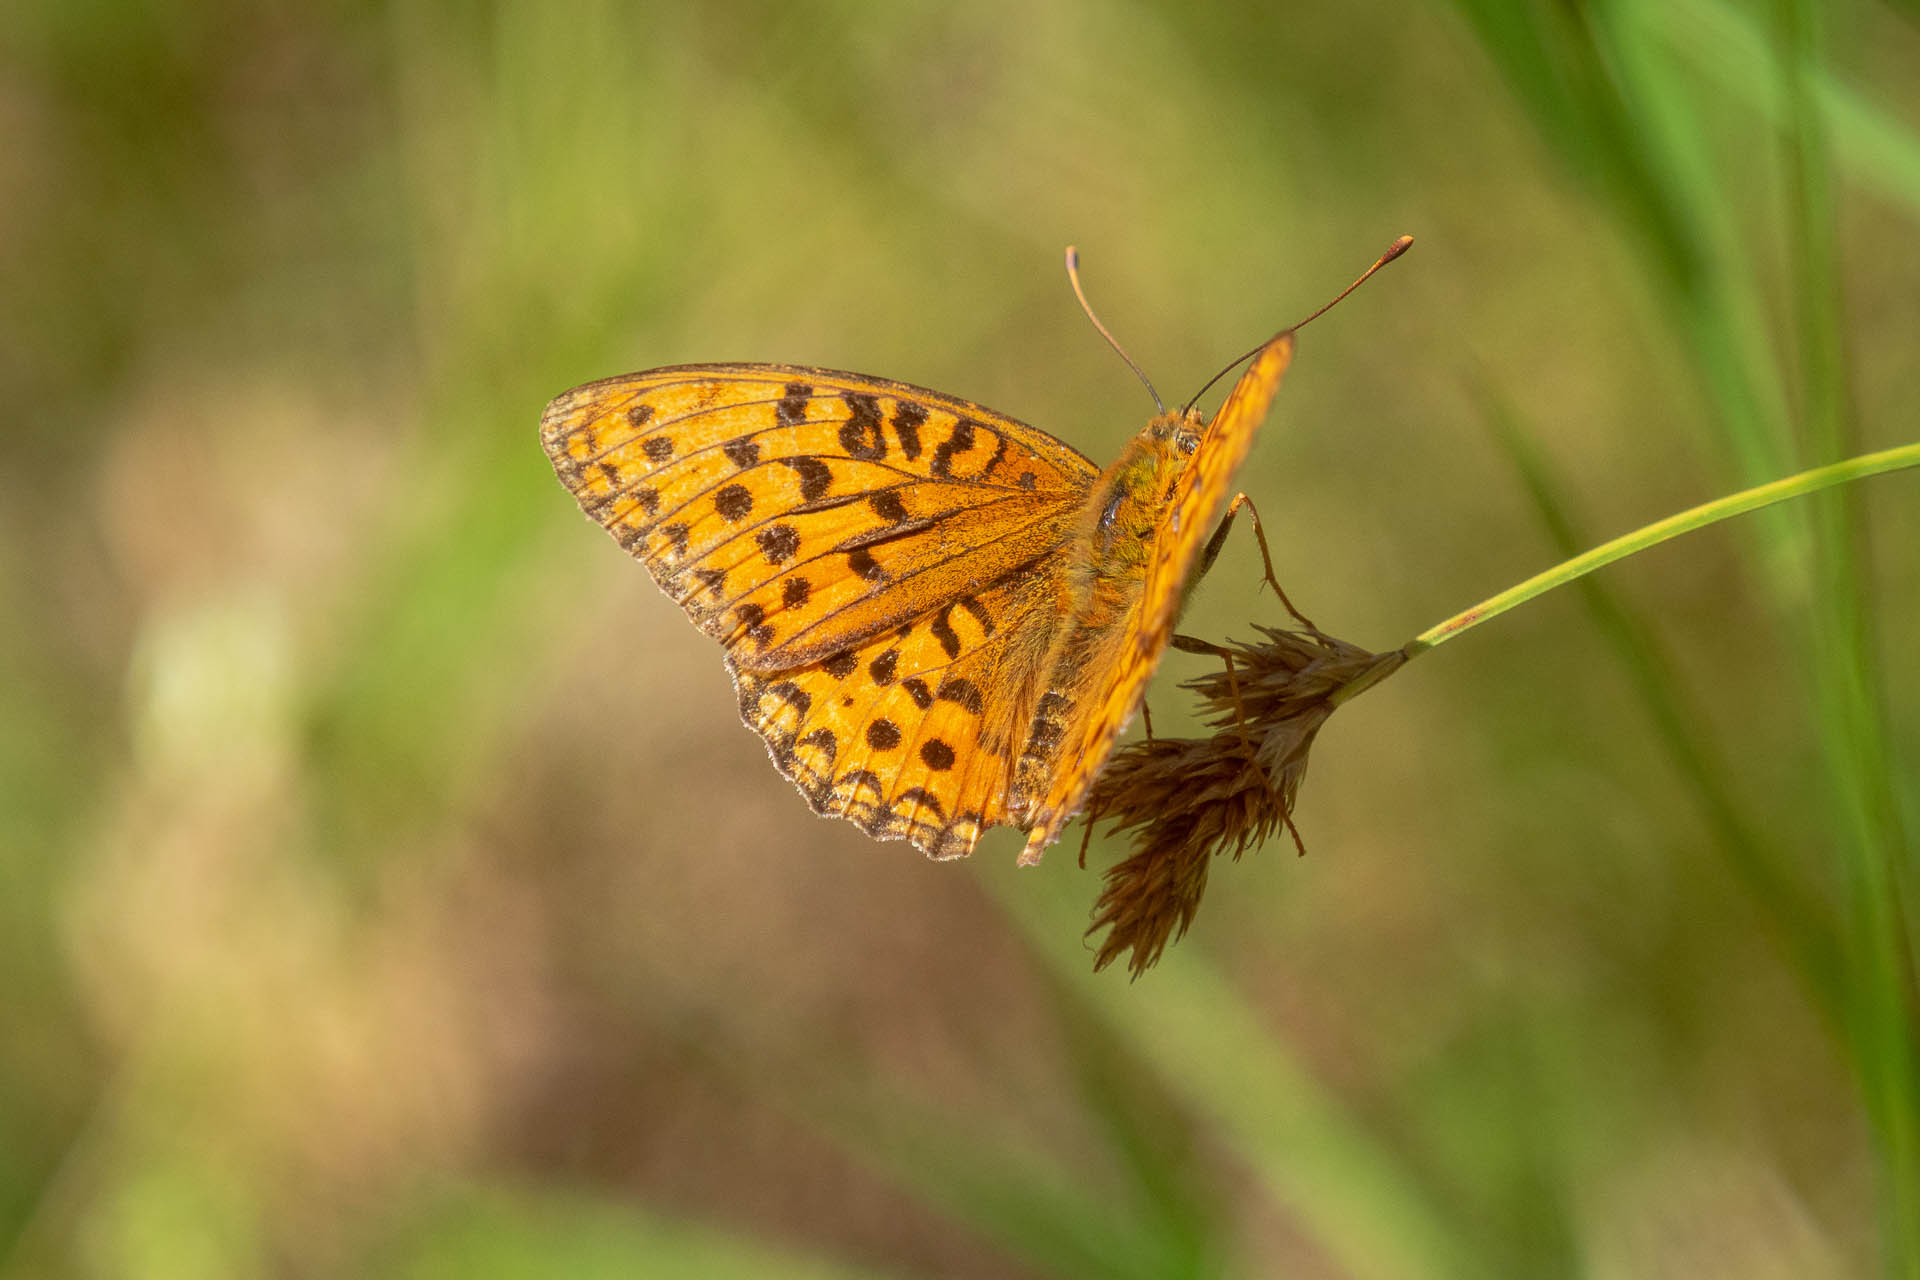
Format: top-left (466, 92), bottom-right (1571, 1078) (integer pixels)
top-left (729, 564), bottom-right (1064, 858)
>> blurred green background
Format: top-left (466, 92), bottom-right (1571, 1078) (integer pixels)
top-left (5, 0), bottom-right (1920, 1275)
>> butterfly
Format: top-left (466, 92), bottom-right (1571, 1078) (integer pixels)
top-left (540, 240), bottom-right (1408, 865)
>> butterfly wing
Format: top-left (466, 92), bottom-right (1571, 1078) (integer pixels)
top-left (728, 561), bottom-right (1067, 858)
top-left (542, 363), bottom-right (1100, 858)
top-left (1017, 333), bottom-right (1296, 863)
top-left (542, 364), bottom-right (1097, 669)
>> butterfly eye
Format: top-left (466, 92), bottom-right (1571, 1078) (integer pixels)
top-left (1177, 433), bottom-right (1199, 455)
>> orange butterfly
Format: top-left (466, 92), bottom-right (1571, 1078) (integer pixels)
top-left (541, 240), bottom-right (1409, 865)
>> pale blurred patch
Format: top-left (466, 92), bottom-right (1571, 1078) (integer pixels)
top-left (1588, 1138), bottom-right (1851, 1280)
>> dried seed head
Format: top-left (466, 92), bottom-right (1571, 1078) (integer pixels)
top-left (1083, 624), bottom-right (1406, 976)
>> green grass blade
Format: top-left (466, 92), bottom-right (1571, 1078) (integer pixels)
top-left (1044, 975), bottom-right (1227, 1278)
top-left (371, 1182), bottom-right (890, 1280)
top-left (735, 1048), bottom-right (1202, 1280)
top-left (1649, 0), bottom-right (1920, 217)
top-left (983, 857), bottom-right (1480, 1280)
top-left (1774, 3), bottom-right (1920, 1272)
top-left (1474, 385), bottom-right (1848, 1024)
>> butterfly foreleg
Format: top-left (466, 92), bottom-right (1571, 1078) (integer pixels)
top-left (1200, 493), bottom-right (1320, 633)
top-left (1194, 503), bottom-right (1238, 585)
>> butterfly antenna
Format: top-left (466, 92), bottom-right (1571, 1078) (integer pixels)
top-left (1066, 246), bottom-right (1163, 414)
top-left (1181, 234), bottom-right (1413, 415)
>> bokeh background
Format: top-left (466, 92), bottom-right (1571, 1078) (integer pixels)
top-left (5, 1), bottom-right (1920, 1276)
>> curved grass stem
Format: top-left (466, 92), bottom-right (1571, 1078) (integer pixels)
top-left (1402, 442), bottom-right (1920, 657)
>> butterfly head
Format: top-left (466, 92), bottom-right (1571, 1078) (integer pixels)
top-left (1149, 409), bottom-right (1207, 457)
top-left (1138, 409), bottom-right (1208, 488)
top-left (1077, 409), bottom-right (1207, 565)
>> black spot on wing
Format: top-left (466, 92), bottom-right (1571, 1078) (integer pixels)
top-left (779, 457), bottom-right (833, 501)
top-left (929, 418), bottom-right (976, 479)
top-left (768, 681), bottom-right (811, 718)
top-left (896, 786), bottom-right (946, 820)
top-left (983, 429), bottom-right (1009, 478)
top-left (936, 677), bottom-right (984, 715)
top-left (930, 607), bottom-right (961, 660)
top-left (757, 524), bottom-right (800, 565)
top-left (838, 392), bottom-right (886, 460)
top-left (777, 382), bottom-right (813, 428)
top-left (891, 400), bottom-right (926, 460)
top-left (840, 768), bottom-right (884, 799)
top-left (723, 438), bottom-right (761, 468)
top-left (714, 484), bottom-right (753, 521)
top-left (735, 602), bottom-right (773, 647)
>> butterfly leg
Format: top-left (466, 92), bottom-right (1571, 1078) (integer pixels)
top-left (1203, 493), bottom-right (1320, 633)
top-left (1194, 505), bottom-right (1238, 584)
top-left (1171, 633), bottom-right (1227, 657)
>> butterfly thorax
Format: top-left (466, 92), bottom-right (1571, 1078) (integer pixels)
top-left (1011, 410), bottom-right (1203, 821)
top-left (1064, 410), bottom-right (1203, 628)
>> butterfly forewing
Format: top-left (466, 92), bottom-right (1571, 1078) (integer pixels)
top-left (542, 365), bottom-right (1099, 671)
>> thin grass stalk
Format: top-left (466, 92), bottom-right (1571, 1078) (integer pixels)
top-left (1406, 444), bottom-right (1920, 655)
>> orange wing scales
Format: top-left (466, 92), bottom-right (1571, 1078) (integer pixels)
top-left (730, 565), bottom-right (1063, 859)
top-left (543, 364), bottom-right (1094, 860)
top-left (542, 366), bottom-right (1093, 670)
